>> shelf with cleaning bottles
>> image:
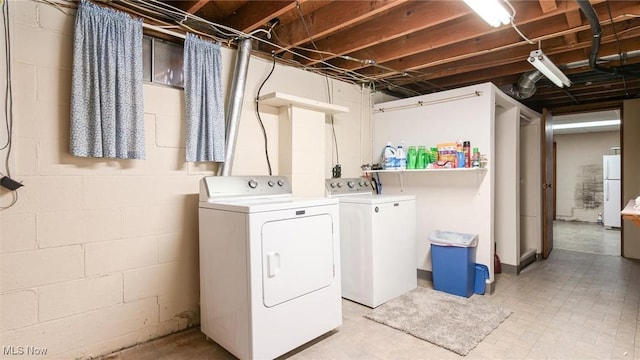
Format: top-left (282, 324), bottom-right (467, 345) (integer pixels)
top-left (363, 167), bottom-right (486, 174)
top-left (363, 167), bottom-right (487, 192)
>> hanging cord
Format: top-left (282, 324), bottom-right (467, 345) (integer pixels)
top-left (1, 0), bottom-right (18, 210)
top-left (606, 1), bottom-right (629, 97)
top-left (294, 1), bottom-right (341, 177)
top-left (503, 0), bottom-right (535, 45)
top-left (255, 52), bottom-right (276, 175)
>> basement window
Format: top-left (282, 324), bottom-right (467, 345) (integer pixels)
top-left (142, 36), bottom-right (184, 88)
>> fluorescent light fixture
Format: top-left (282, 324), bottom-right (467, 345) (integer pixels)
top-left (552, 119), bottom-right (620, 130)
top-left (528, 49), bottom-right (572, 88)
top-left (463, 0), bottom-right (511, 28)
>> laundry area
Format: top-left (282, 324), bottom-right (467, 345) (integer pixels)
top-left (2, 1), bottom-right (640, 360)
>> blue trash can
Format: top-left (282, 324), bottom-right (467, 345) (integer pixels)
top-left (429, 230), bottom-right (478, 298)
top-left (474, 264), bottom-right (489, 295)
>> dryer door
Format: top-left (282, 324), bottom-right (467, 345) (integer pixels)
top-left (262, 214), bottom-right (335, 307)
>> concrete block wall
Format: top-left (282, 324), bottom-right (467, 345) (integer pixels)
top-left (0, 1), bottom-right (370, 358)
top-left (0, 2), bottom-right (201, 358)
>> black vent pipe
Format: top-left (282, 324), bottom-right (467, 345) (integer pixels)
top-left (576, 0), bottom-right (640, 78)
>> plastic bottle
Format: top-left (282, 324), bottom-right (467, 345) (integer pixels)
top-left (472, 147), bottom-right (480, 168)
top-left (457, 151), bottom-right (465, 168)
top-left (407, 146), bottom-right (417, 169)
top-left (430, 147), bottom-right (438, 164)
top-left (383, 142), bottom-right (396, 169)
top-left (417, 145), bottom-right (427, 169)
top-left (396, 142), bottom-right (407, 170)
top-left (455, 140), bottom-right (463, 168)
top-left (463, 141), bottom-right (471, 168)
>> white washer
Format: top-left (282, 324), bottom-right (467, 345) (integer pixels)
top-left (326, 177), bottom-right (417, 308)
top-left (199, 176), bottom-right (342, 360)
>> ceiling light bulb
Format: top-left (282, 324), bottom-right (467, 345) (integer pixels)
top-left (528, 49), bottom-right (571, 88)
top-left (463, 0), bottom-right (511, 28)
top-left (552, 119), bottom-right (620, 130)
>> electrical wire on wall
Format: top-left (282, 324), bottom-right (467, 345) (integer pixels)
top-left (294, 1), bottom-right (341, 178)
top-left (255, 52), bottom-right (276, 176)
top-left (1, 0), bottom-right (21, 210)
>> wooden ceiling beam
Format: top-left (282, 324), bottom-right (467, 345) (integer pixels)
top-left (330, 0), bottom-right (608, 73)
top-left (384, 37), bottom-right (639, 90)
top-left (186, 0), bottom-right (209, 14)
top-left (268, 0), bottom-right (409, 55)
top-left (329, 14), bottom-right (489, 71)
top-left (296, 1), bottom-right (472, 66)
top-left (222, 1), bottom-right (302, 33)
top-left (563, 9), bottom-right (582, 46)
top-left (355, 2), bottom-right (640, 79)
top-left (539, 0), bottom-right (558, 14)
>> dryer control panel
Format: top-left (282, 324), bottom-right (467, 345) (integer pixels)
top-left (200, 176), bottom-right (292, 201)
top-left (325, 177), bottom-right (373, 197)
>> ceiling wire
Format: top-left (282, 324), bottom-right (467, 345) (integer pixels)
top-left (606, 0), bottom-right (630, 97)
top-left (108, 0), bottom-right (444, 96)
top-left (271, 10), bottom-right (430, 94)
top-left (107, 0), bottom-right (374, 85)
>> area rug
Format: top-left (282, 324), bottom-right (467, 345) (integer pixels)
top-left (363, 287), bottom-right (512, 356)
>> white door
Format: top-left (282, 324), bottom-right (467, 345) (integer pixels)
top-left (261, 214), bottom-right (335, 307)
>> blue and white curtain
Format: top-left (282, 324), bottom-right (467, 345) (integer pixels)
top-left (184, 34), bottom-right (225, 162)
top-left (70, 0), bottom-right (145, 159)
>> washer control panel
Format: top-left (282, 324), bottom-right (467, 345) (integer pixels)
top-left (325, 177), bottom-right (373, 196)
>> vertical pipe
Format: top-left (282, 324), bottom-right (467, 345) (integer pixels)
top-left (218, 38), bottom-right (252, 176)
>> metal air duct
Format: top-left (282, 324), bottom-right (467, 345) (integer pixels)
top-left (510, 70), bottom-right (545, 100)
top-left (218, 38), bottom-right (253, 176)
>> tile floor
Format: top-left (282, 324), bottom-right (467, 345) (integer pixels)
top-left (553, 220), bottom-right (621, 256)
top-left (100, 248), bottom-right (639, 360)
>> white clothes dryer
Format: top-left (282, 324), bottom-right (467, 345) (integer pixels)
top-left (199, 176), bottom-right (341, 360)
top-left (326, 177), bottom-right (417, 308)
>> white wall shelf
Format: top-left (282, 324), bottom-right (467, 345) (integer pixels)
top-left (364, 167), bottom-right (487, 191)
top-left (258, 91), bottom-right (349, 115)
top-left (364, 168), bottom-right (487, 174)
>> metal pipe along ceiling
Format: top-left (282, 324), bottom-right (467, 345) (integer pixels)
top-left (218, 38), bottom-right (253, 176)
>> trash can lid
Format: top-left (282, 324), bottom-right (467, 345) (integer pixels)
top-left (428, 230), bottom-right (478, 247)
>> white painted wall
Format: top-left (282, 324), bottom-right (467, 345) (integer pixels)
top-left (0, 1), bottom-right (368, 358)
top-left (371, 83), bottom-right (495, 278)
top-left (554, 131), bottom-right (619, 223)
top-left (494, 106), bottom-right (520, 267)
top-left (520, 119), bottom-right (542, 256)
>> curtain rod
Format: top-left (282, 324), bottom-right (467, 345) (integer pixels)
top-left (373, 91), bottom-right (483, 113)
top-left (142, 23), bottom-right (186, 40)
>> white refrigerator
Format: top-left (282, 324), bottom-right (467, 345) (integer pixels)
top-left (603, 154), bottom-right (621, 228)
